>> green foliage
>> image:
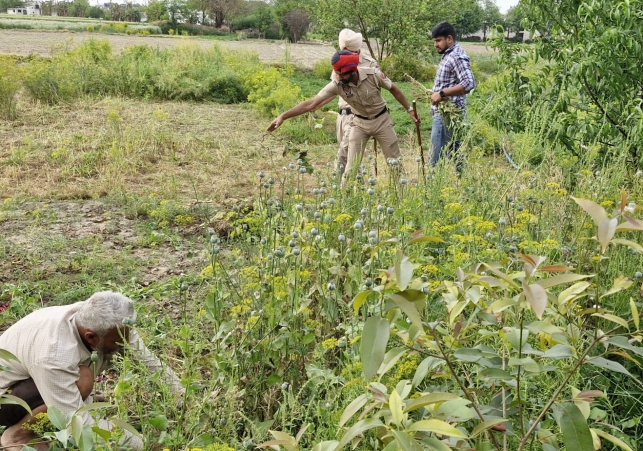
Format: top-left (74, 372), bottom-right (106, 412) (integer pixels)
top-left (379, 56), bottom-right (435, 83)
top-left (453, 0), bottom-right (484, 38)
top-left (489, 0), bottom-right (643, 167)
top-left (311, 59), bottom-right (332, 80)
top-left (0, 57), bottom-right (20, 120)
top-left (313, 0), bottom-right (471, 60)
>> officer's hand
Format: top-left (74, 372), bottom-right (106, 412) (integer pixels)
top-left (267, 116), bottom-right (284, 132)
top-left (430, 92), bottom-right (442, 105)
top-left (409, 110), bottom-right (420, 124)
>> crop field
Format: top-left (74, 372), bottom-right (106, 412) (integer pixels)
top-left (0, 22), bottom-right (642, 451)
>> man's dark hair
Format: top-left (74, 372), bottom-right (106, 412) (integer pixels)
top-left (431, 21), bottom-right (456, 40)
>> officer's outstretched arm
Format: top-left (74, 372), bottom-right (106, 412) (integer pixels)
top-left (268, 96), bottom-right (329, 132)
top-left (389, 84), bottom-right (420, 124)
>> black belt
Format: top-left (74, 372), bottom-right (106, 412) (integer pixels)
top-left (339, 108), bottom-right (352, 115)
top-left (354, 106), bottom-right (388, 120)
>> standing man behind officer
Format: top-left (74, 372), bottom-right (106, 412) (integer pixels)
top-left (429, 21), bottom-right (476, 167)
top-left (268, 51), bottom-right (419, 181)
top-left (334, 29), bottom-right (379, 173)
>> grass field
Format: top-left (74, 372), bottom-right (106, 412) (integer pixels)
top-left (1, 33), bottom-right (642, 451)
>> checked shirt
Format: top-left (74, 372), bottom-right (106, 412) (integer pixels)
top-left (431, 42), bottom-right (476, 113)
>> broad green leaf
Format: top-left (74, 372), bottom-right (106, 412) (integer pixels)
top-left (558, 281), bottom-right (591, 306)
top-left (631, 298), bottom-right (640, 330)
top-left (555, 402), bottom-right (594, 451)
top-left (394, 251), bottom-right (414, 291)
top-left (360, 316), bottom-right (390, 380)
top-left (585, 357), bottom-right (632, 377)
top-left (71, 414), bottom-right (83, 446)
top-left (542, 344), bottom-right (573, 359)
top-left (526, 321), bottom-right (563, 335)
top-left (481, 263), bottom-right (519, 289)
top-left (148, 414), bottom-right (169, 431)
top-left (600, 275), bottom-right (633, 299)
top-left (311, 441), bottom-right (339, 451)
top-left (186, 433), bottom-right (214, 448)
top-left (454, 348), bottom-right (483, 362)
top-left (572, 196), bottom-right (608, 225)
top-left (391, 430), bottom-right (424, 451)
top-left (502, 327), bottom-right (529, 350)
top-left (523, 281), bottom-right (548, 319)
top-left (421, 437), bottom-right (452, 451)
top-left (479, 368), bottom-right (513, 380)
top-left (395, 380), bottom-right (413, 400)
top-left (389, 389), bottom-right (404, 427)
top-left (404, 392), bottom-right (460, 413)
top-left (269, 431), bottom-right (296, 450)
top-left (339, 394), bottom-right (367, 427)
top-left (0, 394), bottom-right (32, 415)
top-left (408, 419), bottom-right (468, 438)
top-left (335, 418), bottom-right (383, 450)
top-left (0, 349), bottom-right (19, 362)
top-left (109, 418), bottom-right (142, 439)
top-left (592, 313), bottom-right (629, 330)
top-left (507, 357), bottom-right (540, 372)
top-left (435, 398), bottom-right (475, 421)
top-left (370, 238), bottom-right (399, 257)
top-left (352, 290), bottom-right (376, 315)
top-left (378, 347), bottom-right (407, 379)
top-left (78, 425), bottom-right (94, 451)
top-left (611, 238), bottom-right (643, 253)
top-left (448, 300), bottom-right (468, 324)
top-left (537, 274), bottom-right (593, 290)
top-left (407, 235), bottom-right (445, 246)
top-left (606, 336), bottom-right (643, 357)
top-left (54, 428), bottom-right (70, 447)
top-left (592, 428), bottom-right (634, 451)
top-left (48, 405), bottom-right (68, 430)
top-left (91, 426), bottom-right (111, 443)
top-left (616, 215), bottom-right (643, 232)
top-left (571, 387), bottom-right (590, 420)
top-left (489, 297), bottom-right (518, 313)
top-left (76, 402), bottom-right (115, 414)
top-left (412, 357), bottom-right (436, 388)
top-left (597, 217), bottom-right (618, 253)
top-left (470, 418), bottom-right (509, 437)
top-left (388, 293), bottom-right (423, 332)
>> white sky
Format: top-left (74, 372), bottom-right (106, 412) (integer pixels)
top-left (496, 0), bottom-right (519, 14)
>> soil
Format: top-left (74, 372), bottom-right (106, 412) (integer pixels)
top-left (0, 29), bottom-right (493, 68)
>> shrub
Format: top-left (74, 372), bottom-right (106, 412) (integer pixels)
top-left (380, 55), bottom-right (435, 82)
top-left (86, 25), bottom-right (95, 32)
top-left (312, 59), bottom-right (331, 80)
top-left (207, 75), bottom-right (247, 104)
top-left (0, 58), bottom-right (20, 120)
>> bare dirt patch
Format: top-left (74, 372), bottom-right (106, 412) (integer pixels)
top-left (0, 29), bottom-right (493, 67)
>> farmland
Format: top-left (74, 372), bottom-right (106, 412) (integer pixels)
top-left (1, 17), bottom-right (642, 451)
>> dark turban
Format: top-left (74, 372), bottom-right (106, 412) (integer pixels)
top-left (331, 50), bottom-right (359, 74)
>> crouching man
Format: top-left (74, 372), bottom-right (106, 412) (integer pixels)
top-left (0, 291), bottom-right (184, 450)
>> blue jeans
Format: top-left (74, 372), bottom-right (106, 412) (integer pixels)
top-left (430, 114), bottom-right (462, 172)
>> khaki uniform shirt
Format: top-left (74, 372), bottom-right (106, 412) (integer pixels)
top-left (0, 302), bottom-right (183, 425)
top-left (319, 66), bottom-right (393, 118)
top-left (337, 54), bottom-right (379, 110)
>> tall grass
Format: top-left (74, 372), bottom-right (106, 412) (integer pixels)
top-left (0, 16), bottom-right (161, 33)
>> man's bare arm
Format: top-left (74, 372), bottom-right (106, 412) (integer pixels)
top-left (389, 84), bottom-right (420, 124)
top-left (268, 95), bottom-right (330, 132)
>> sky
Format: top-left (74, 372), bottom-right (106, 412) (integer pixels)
top-left (496, 0), bottom-right (519, 13)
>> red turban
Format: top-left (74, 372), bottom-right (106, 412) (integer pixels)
top-left (331, 50), bottom-right (359, 74)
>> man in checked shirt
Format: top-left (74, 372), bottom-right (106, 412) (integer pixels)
top-left (429, 21), bottom-right (476, 168)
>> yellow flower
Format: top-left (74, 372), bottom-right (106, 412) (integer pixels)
top-left (334, 213), bottom-right (352, 223)
top-left (546, 182), bottom-right (561, 189)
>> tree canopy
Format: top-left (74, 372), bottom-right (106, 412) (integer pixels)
top-left (490, 0), bottom-right (643, 164)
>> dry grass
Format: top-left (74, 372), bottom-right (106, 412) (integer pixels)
top-left (0, 97), bottom-right (339, 202)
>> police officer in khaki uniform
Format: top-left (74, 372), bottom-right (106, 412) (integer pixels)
top-left (268, 50), bottom-right (419, 179)
top-left (335, 29), bottom-right (379, 173)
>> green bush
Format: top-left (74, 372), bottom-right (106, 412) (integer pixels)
top-left (153, 20), bottom-right (228, 36)
top-left (86, 25), bottom-right (95, 32)
top-left (312, 59), bottom-right (331, 80)
top-left (0, 57), bottom-right (20, 120)
top-left (380, 55), bottom-right (435, 83)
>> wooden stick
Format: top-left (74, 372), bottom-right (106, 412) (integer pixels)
top-left (373, 139), bottom-right (378, 176)
top-left (413, 100), bottom-right (426, 179)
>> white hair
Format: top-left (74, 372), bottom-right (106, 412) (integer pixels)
top-left (339, 28), bottom-right (363, 52)
top-left (75, 291), bottom-right (137, 337)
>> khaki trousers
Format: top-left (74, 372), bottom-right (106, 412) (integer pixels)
top-left (345, 112), bottom-right (399, 178)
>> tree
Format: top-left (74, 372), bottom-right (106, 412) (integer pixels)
top-left (70, 0), bottom-right (89, 17)
top-left (0, 0), bottom-right (23, 13)
top-left (480, 0), bottom-right (503, 41)
top-left (454, 0), bottom-right (484, 38)
top-left (87, 5), bottom-right (104, 19)
top-left (255, 3), bottom-right (274, 38)
top-left (146, 0), bottom-right (166, 22)
top-left (491, 0), bottom-right (643, 164)
top-left (504, 2), bottom-right (527, 35)
top-left (313, 0), bottom-right (471, 60)
top-left (281, 8), bottom-right (310, 43)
